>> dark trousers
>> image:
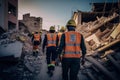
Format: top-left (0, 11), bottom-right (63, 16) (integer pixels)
top-left (46, 46), bottom-right (57, 70)
top-left (62, 58), bottom-right (80, 80)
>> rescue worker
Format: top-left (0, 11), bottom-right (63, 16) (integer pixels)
top-left (42, 26), bottom-right (58, 76)
top-left (32, 31), bottom-right (41, 57)
top-left (58, 26), bottom-right (66, 45)
top-left (57, 19), bottom-right (86, 80)
top-left (56, 26), bottom-right (66, 65)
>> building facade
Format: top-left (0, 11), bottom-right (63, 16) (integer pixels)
top-left (0, 0), bottom-right (18, 31)
top-left (20, 13), bottom-right (42, 33)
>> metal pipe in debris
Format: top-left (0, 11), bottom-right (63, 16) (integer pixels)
top-left (85, 69), bottom-right (97, 80)
top-left (107, 54), bottom-right (120, 72)
top-left (86, 56), bottom-right (117, 80)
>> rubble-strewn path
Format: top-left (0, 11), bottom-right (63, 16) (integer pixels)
top-left (35, 55), bottom-right (62, 80)
top-left (0, 48), bottom-right (120, 80)
top-left (0, 31), bottom-right (120, 80)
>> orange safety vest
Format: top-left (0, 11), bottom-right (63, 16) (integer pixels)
top-left (63, 31), bottom-right (82, 58)
top-left (47, 33), bottom-right (57, 47)
top-left (34, 33), bottom-right (40, 41)
top-left (58, 32), bottom-right (62, 45)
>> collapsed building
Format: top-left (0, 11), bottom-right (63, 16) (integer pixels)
top-left (0, 1), bottom-right (120, 80)
top-left (19, 13), bottom-right (43, 33)
top-left (0, 0), bottom-right (22, 60)
top-left (72, 2), bottom-right (120, 80)
top-left (0, 10), bottom-right (42, 80)
top-left (0, 12), bottom-right (43, 60)
top-left (73, 2), bottom-right (120, 54)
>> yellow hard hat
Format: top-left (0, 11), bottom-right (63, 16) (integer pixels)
top-left (66, 19), bottom-right (76, 27)
top-left (60, 26), bottom-right (65, 32)
top-left (50, 26), bottom-right (55, 30)
top-left (39, 31), bottom-right (42, 33)
top-left (32, 32), bottom-right (34, 34)
top-left (32, 30), bottom-right (38, 34)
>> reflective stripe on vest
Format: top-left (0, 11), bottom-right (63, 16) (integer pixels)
top-left (64, 51), bottom-right (80, 54)
top-left (34, 34), bottom-right (40, 41)
top-left (47, 33), bottom-right (57, 47)
top-left (66, 43), bottom-right (80, 46)
top-left (63, 31), bottom-right (81, 58)
top-left (47, 40), bottom-right (56, 44)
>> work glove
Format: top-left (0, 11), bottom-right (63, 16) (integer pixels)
top-left (81, 56), bottom-right (85, 65)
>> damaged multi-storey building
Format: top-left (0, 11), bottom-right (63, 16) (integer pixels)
top-left (19, 13), bottom-right (43, 33)
top-left (0, 0), bottom-right (18, 35)
top-left (0, 0), bottom-right (23, 60)
top-left (73, 2), bottom-right (120, 54)
top-left (71, 2), bottom-right (120, 80)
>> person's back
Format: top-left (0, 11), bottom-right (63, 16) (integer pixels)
top-left (63, 31), bottom-right (81, 58)
top-left (33, 32), bottom-right (41, 45)
top-left (58, 26), bottom-right (66, 45)
top-left (46, 32), bottom-right (57, 47)
top-left (42, 26), bottom-right (58, 77)
top-left (58, 32), bottom-right (62, 44)
top-left (32, 31), bottom-right (41, 57)
top-left (57, 19), bottom-right (86, 80)
top-left (56, 26), bottom-right (66, 65)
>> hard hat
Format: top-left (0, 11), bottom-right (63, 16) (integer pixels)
top-left (34, 30), bottom-right (39, 34)
top-left (50, 26), bottom-right (55, 30)
top-left (39, 31), bottom-right (42, 33)
top-left (32, 32), bottom-right (34, 34)
top-left (60, 26), bottom-right (65, 32)
top-left (66, 19), bottom-right (76, 27)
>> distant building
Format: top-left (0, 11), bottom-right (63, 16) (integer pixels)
top-left (19, 13), bottom-right (42, 33)
top-left (0, 0), bottom-right (18, 32)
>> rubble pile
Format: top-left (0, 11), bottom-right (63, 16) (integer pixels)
top-left (77, 12), bottom-right (120, 53)
top-left (0, 54), bottom-right (42, 80)
top-left (0, 2), bottom-right (120, 80)
top-left (78, 49), bottom-right (120, 80)
top-left (0, 32), bottom-right (42, 80)
top-left (73, 2), bottom-right (120, 79)
top-left (0, 31), bottom-right (23, 60)
top-left (0, 28), bottom-right (42, 80)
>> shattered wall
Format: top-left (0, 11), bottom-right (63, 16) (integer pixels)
top-left (73, 2), bottom-right (120, 54)
top-left (20, 13), bottom-right (42, 33)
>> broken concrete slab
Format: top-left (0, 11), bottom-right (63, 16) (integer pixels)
top-left (0, 41), bottom-right (23, 58)
top-left (110, 23), bottom-right (120, 39)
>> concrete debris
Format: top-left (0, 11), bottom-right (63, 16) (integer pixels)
top-left (0, 41), bottom-right (23, 58)
top-left (97, 39), bottom-right (120, 52)
top-left (110, 23), bottom-right (120, 39)
top-left (0, 31), bottom-right (23, 60)
top-left (76, 12), bottom-right (120, 54)
top-left (0, 2), bottom-right (120, 80)
top-left (72, 3), bottom-right (120, 80)
top-left (0, 48), bottom-right (42, 80)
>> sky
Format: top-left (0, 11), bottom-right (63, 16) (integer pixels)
top-left (18, 0), bottom-right (119, 30)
